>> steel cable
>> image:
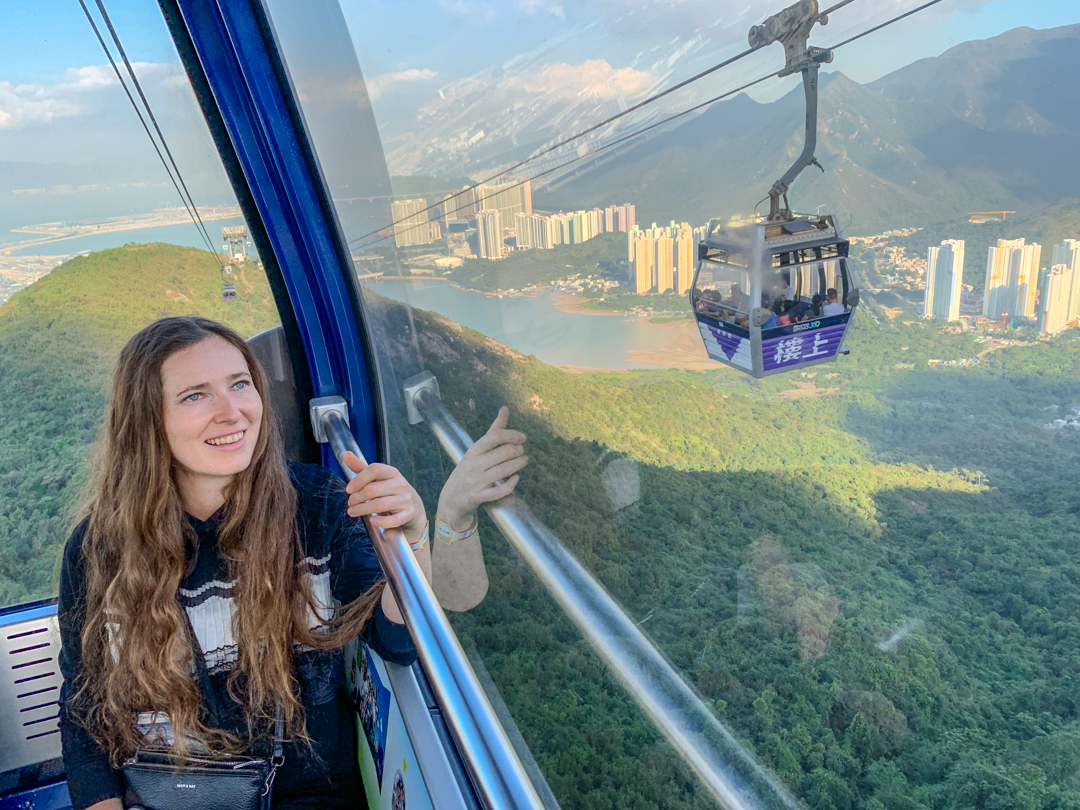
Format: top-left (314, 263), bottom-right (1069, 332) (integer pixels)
top-left (348, 0), bottom-right (941, 249)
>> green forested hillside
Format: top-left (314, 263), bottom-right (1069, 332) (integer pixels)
top-left (1, 245), bottom-right (1078, 810)
top-left (444, 232), bottom-right (626, 292)
top-left (0, 244), bottom-right (279, 605)
top-left (866, 201), bottom-right (1080, 295)
top-left (376, 300), bottom-right (1080, 810)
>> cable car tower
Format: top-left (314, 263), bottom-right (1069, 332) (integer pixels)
top-left (691, 0), bottom-right (860, 377)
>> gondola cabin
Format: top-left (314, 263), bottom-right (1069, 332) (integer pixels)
top-left (691, 214), bottom-right (859, 377)
top-left (222, 282), bottom-right (237, 302)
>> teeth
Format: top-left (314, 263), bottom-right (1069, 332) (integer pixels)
top-left (206, 431), bottom-right (244, 446)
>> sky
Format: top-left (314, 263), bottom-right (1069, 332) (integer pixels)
top-left (0, 0), bottom-right (1077, 196)
top-left (2, 0), bottom-right (1078, 99)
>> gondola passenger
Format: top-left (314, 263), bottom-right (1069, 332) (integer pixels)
top-left (57, 317), bottom-right (525, 810)
top-left (823, 287), bottom-right (845, 316)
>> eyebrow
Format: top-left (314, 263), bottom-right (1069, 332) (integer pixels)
top-left (175, 372), bottom-right (250, 399)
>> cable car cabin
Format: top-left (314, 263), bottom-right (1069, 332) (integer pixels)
top-left (222, 283), bottom-right (237, 302)
top-left (691, 214), bottom-right (859, 377)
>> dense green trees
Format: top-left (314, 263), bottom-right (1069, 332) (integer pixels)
top-left (1, 244), bottom-right (1078, 810)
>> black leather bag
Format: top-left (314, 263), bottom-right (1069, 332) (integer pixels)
top-left (122, 616), bottom-right (284, 810)
top-left (122, 742), bottom-right (281, 810)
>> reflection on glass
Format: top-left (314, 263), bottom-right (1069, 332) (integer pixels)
top-left (266, 1), bottom-right (1080, 809)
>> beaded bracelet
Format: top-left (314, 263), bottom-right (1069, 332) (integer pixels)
top-left (435, 516), bottom-right (478, 545)
top-left (408, 523), bottom-right (430, 552)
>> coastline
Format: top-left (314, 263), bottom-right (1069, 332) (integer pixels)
top-left (1, 208), bottom-right (242, 259)
top-left (370, 275), bottom-right (544, 299)
top-left (550, 291), bottom-right (623, 316)
top-left (626, 319), bottom-right (719, 370)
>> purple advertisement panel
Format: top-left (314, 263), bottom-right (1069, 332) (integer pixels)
top-left (761, 322), bottom-right (848, 371)
top-left (696, 315), bottom-right (752, 370)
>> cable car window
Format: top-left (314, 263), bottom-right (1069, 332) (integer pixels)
top-left (0, 4), bottom-right (278, 609)
top-left (264, 1), bottom-right (1080, 809)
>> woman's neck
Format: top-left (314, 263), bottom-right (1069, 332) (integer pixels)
top-left (176, 470), bottom-right (230, 521)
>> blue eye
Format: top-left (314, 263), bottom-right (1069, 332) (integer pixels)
top-left (233, 379), bottom-right (251, 390)
top-left (183, 392), bottom-right (203, 403)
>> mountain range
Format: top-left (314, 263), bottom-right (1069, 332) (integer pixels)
top-left (531, 24), bottom-right (1080, 233)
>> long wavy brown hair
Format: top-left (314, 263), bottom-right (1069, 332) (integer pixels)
top-left (72, 316), bottom-right (383, 764)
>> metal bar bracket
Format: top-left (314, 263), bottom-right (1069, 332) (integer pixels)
top-left (403, 371), bottom-right (441, 426)
top-left (310, 395), bottom-right (349, 443)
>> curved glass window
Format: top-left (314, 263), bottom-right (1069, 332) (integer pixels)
top-left (265, 2), bottom-right (1080, 809)
top-left (0, 3), bottom-right (279, 608)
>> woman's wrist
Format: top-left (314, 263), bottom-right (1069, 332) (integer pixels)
top-left (435, 504), bottom-right (476, 534)
top-left (435, 514), bottom-right (478, 545)
top-left (407, 521), bottom-right (429, 552)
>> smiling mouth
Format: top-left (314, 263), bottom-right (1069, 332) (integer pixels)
top-left (206, 431), bottom-right (245, 447)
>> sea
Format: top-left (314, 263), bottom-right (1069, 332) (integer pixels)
top-left (361, 278), bottom-right (667, 370)
top-left (4, 215), bottom-right (669, 369)
top-left (5, 217), bottom-right (250, 257)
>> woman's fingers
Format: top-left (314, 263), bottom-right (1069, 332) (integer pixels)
top-left (348, 493), bottom-right (414, 518)
top-left (467, 408), bottom-right (524, 456)
top-left (480, 454), bottom-right (529, 486)
top-left (476, 441), bottom-right (526, 472)
top-left (369, 511), bottom-right (411, 529)
top-left (341, 450), bottom-right (367, 477)
top-left (475, 475), bottom-right (520, 503)
top-left (489, 406), bottom-right (509, 432)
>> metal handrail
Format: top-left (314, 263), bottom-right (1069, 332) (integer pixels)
top-left (310, 398), bottom-right (546, 810)
top-left (407, 378), bottom-right (802, 810)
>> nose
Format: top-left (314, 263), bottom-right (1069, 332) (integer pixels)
top-left (213, 392), bottom-right (243, 423)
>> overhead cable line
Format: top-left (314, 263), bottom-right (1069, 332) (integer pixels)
top-left (353, 0), bottom-right (944, 250)
top-left (347, 46), bottom-right (767, 246)
top-left (76, 0), bottom-right (223, 262)
top-left (93, 0), bottom-right (221, 260)
top-left (352, 71), bottom-right (775, 250)
top-left (825, 0), bottom-right (943, 49)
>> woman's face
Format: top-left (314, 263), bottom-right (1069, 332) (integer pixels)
top-left (161, 336), bottom-right (263, 493)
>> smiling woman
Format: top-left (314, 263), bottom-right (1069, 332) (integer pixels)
top-left (57, 316), bottom-right (431, 810)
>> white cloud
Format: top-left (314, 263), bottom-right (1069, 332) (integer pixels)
top-left (499, 59), bottom-right (657, 101)
top-left (367, 68), bottom-right (439, 101)
top-left (519, 0), bottom-right (565, 21)
top-left (0, 62), bottom-right (176, 130)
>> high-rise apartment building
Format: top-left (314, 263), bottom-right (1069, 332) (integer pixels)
top-left (924, 239), bottom-right (964, 321)
top-left (655, 234), bottom-right (674, 293)
top-left (442, 187), bottom-right (477, 221)
top-left (476, 178), bottom-right (531, 228)
top-left (1039, 264), bottom-right (1076, 334)
top-left (391, 198), bottom-right (431, 248)
top-left (631, 232), bottom-right (653, 294)
top-left (605, 204), bottom-right (636, 233)
top-left (984, 238), bottom-right (1041, 319)
top-left (514, 213), bottom-right (554, 250)
top-left (675, 224), bottom-right (695, 295)
top-left (1052, 239), bottom-right (1080, 321)
top-left (476, 210), bottom-right (503, 260)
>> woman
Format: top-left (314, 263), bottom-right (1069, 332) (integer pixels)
top-left (58, 316), bottom-right (527, 809)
